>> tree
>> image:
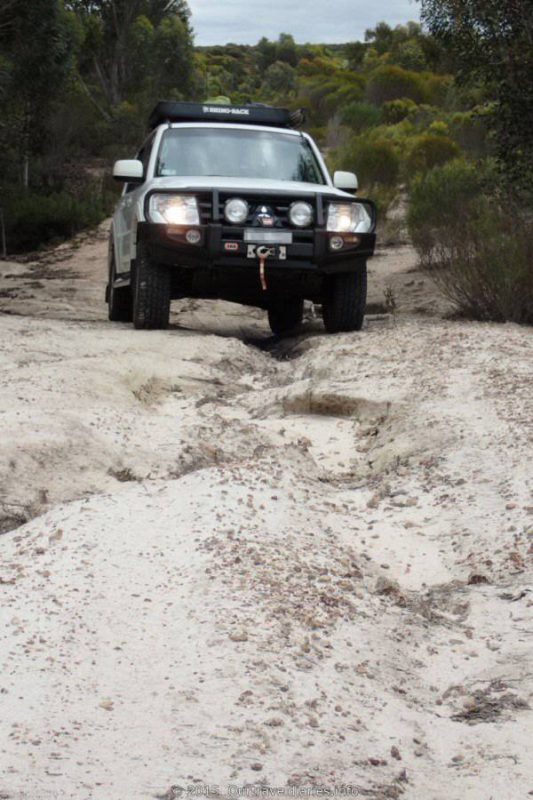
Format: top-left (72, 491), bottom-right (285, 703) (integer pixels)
top-left (0, 0), bottom-right (76, 186)
top-left (66, 0), bottom-right (194, 108)
top-left (262, 61), bottom-right (296, 96)
top-left (419, 0), bottom-right (533, 198)
top-left (254, 37), bottom-right (277, 72)
top-left (276, 33), bottom-right (297, 67)
top-left (344, 42), bottom-right (366, 70)
top-left (365, 22), bottom-right (394, 54)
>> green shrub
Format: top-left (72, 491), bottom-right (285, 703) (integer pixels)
top-left (336, 136), bottom-right (400, 187)
top-left (341, 101), bottom-right (381, 131)
top-left (3, 187), bottom-right (113, 253)
top-left (407, 134), bottom-right (461, 175)
top-left (408, 160), bottom-right (532, 324)
top-left (407, 159), bottom-right (488, 260)
top-left (382, 98), bottom-right (417, 124)
top-left (431, 204), bottom-right (533, 324)
top-left (366, 65), bottom-right (428, 106)
top-left (449, 110), bottom-right (491, 160)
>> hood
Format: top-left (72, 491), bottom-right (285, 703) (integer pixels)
top-left (149, 175), bottom-right (354, 200)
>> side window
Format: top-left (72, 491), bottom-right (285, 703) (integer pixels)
top-left (125, 134), bottom-right (155, 194)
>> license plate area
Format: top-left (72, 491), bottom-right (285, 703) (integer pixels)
top-left (244, 229), bottom-right (292, 245)
top-left (246, 244), bottom-right (287, 261)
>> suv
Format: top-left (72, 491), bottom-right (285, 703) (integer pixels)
top-left (107, 101), bottom-right (376, 335)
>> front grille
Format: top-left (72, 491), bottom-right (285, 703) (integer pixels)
top-left (217, 192), bottom-right (319, 230)
top-left (198, 196), bottom-right (213, 224)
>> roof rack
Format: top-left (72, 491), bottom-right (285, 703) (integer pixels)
top-left (148, 101), bottom-right (305, 131)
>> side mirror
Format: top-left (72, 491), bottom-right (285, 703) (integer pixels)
top-left (333, 170), bottom-right (358, 192)
top-left (113, 159), bottom-right (144, 183)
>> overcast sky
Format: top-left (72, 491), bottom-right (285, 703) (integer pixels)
top-left (188, 0), bottom-right (420, 46)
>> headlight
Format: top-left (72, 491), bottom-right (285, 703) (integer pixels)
top-left (149, 194), bottom-right (200, 226)
top-left (224, 198), bottom-right (249, 225)
top-left (327, 202), bottom-right (372, 233)
top-left (289, 201), bottom-right (313, 228)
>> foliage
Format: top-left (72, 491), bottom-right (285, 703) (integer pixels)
top-left (335, 137), bottom-right (400, 188)
top-left (407, 158), bottom-right (533, 323)
top-left (366, 65), bottom-right (428, 106)
top-left (382, 98), bottom-right (417, 124)
top-left (420, 0), bottom-right (533, 201)
top-left (67, 0), bottom-right (195, 110)
top-left (407, 159), bottom-right (490, 261)
top-left (2, 185), bottom-right (114, 252)
top-left (341, 102), bottom-right (381, 131)
top-left (0, 0), bottom-right (76, 185)
top-left (406, 134), bottom-right (461, 175)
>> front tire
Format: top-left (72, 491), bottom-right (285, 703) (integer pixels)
top-left (322, 264), bottom-right (367, 333)
top-left (268, 296), bottom-right (304, 336)
top-left (132, 243), bottom-right (171, 330)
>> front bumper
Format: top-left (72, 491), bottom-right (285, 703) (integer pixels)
top-left (137, 221), bottom-right (376, 274)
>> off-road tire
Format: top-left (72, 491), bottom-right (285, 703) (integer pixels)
top-left (107, 242), bottom-right (133, 322)
top-left (322, 264), bottom-right (367, 333)
top-left (132, 243), bottom-right (171, 330)
top-left (268, 296), bottom-right (304, 336)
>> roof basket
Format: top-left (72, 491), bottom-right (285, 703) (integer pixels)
top-left (148, 101), bottom-right (306, 131)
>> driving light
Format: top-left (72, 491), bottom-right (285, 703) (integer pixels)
top-left (185, 229), bottom-right (201, 245)
top-left (224, 198), bottom-right (249, 225)
top-left (149, 194), bottom-right (200, 226)
top-left (289, 201), bottom-right (313, 228)
top-left (330, 236), bottom-right (344, 251)
top-left (327, 202), bottom-right (372, 233)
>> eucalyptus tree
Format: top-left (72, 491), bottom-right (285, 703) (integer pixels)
top-left (420, 0), bottom-right (533, 199)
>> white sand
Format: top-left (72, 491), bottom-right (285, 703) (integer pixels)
top-left (0, 225), bottom-right (531, 799)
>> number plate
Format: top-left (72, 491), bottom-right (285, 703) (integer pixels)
top-left (244, 229), bottom-right (292, 244)
top-left (247, 245), bottom-right (287, 261)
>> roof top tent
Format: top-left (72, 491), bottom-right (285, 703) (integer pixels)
top-left (148, 101), bottom-right (305, 131)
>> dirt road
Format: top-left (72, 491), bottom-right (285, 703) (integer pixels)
top-left (0, 226), bottom-right (531, 800)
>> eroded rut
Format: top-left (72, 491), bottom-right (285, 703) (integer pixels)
top-left (0, 230), bottom-right (532, 800)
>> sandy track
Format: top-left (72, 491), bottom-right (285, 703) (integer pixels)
top-left (0, 226), bottom-right (532, 800)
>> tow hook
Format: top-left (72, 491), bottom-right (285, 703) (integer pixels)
top-left (256, 245), bottom-right (274, 291)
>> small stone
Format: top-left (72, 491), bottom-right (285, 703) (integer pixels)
top-left (391, 746), bottom-right (402, 761)
top-left (468, 573), bottom-right (489, 585)
top-left (99, 699), bottom-right (114, 711)
top-left (250, 763), bottom-right (263, 772)
top-left (229, 631), bottom-right (248, 642)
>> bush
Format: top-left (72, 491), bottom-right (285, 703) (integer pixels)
top-left (3, 187), bottom-right (113, 253)
top-left (341, 101), bottom-right (381, 131)
top-left (382, 98), bottom-right (417, 124)
top-left (407, 134), bottom-right (461, 175)
top-left (366, 65), bottom-right (428, 106)
top-left (336, 136), bottom-right (400, 187)
top-left (431, 205), bottom-right (533, 324)
top-left (407, 159), bottom-right (489, 261)
top-left (408, 160), bottom-right (532, 324)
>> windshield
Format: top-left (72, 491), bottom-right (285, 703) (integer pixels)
top-left (155, 128), bottom-right (325, 184)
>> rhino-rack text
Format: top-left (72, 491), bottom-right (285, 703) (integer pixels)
top-left (203, 106), bottom-right (250, 115)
